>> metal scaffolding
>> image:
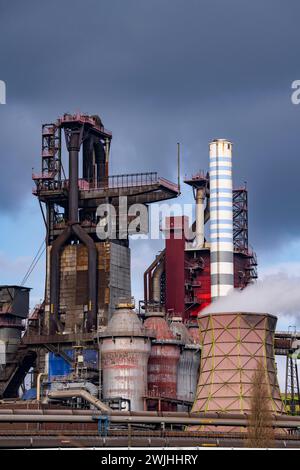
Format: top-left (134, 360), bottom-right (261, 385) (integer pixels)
top-left (233, 188), bottom-right (248, 253)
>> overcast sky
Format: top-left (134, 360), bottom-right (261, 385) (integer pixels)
top-left (1, 0), bottom-right (300, 351)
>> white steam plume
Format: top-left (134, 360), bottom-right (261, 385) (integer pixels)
top-left (202, 274), bottom-right (300, 322)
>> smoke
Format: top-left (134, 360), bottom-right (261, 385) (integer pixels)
top-left (203, 274), bottom-right (300, 323)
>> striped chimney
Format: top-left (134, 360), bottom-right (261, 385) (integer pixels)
top-left (209, 139), bottom-right (234, 301)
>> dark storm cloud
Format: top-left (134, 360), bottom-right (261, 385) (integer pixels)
top-left (0, 0), bottom-right (300, 251)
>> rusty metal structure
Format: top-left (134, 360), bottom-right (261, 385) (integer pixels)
top-left (1, 118), bottom-right (300, 447)
top-left (0, 112), bottom-right (180, 403)
top-left (100, 302), bottom-right (152, 411)
top-left (32, 113), bottom-right (179, 335)
top-left (144, 141), bottom-right (258, 320)
top-left (143, 311), bottom-right (181, 411)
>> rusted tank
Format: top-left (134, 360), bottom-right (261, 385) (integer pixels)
top-left (144, 312), bottom-right (180, 411)
top-left (100, 302), bottom-right (152, 411)
top-left (170, 318), bottom-right (201, 410)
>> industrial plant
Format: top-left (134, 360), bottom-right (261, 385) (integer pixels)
top-left (0, 112), bottom-right (299, 448)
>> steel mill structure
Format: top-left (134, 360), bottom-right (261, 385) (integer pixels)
top-left (0, 112), bottom-right (179, 401)
top-left (0, 117), bottom-right (299, 448)
top-left (144, 139), bottom-right (258, 320)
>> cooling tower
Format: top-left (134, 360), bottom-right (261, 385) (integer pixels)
top-left (209, 139), bottom-right (234, 301)
top-left (191, 312), bottom-right (284, 426)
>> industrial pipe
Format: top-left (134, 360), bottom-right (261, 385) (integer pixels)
top-left (66, 126), bottom-right (86, 222)
top-left (49, 226), bottom-right (72, 334)
top-left (0, 413), bottom-right (299, 429)
top-left (36, 373), bottom-right (47, 403)
top-left (1, 408), bottom-right (300, 422)
top-left (83, 135), bottom-right (107, 185)
top-left (195, 188), bottom-right (205, 248)
top-left (49, 124), bottom-right (99, 334)
top-left (47, 389), bottom-right (112, 414)
top-left (152, 261), bottom-right (165, 303)
top-left (72, 225), bottom-right (98, 332)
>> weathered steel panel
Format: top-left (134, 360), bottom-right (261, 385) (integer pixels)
top-left (144, 313), bottom-right (180, 410)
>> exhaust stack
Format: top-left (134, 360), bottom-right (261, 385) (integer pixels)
top-left (195, 187), bottom-right (206, 248)
top-left (209, 139), bottom-right (234, 301)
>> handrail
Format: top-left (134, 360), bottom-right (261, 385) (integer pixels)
top-left (32, 172), bottom-right (179, 194)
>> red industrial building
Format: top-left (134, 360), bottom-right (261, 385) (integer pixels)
top-left (144, 174), bottom-right (258, 321)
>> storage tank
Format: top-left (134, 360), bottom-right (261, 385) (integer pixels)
top-left (170, 318), bottom-right (201, 410)
top-left (144, 311), bottom-right (180, 411)
top-left (100, 302), bottom-right (152, 411)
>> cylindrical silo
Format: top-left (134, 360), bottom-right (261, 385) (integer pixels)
top-left (100, 302), bottom-right (152, 411)
top-left (144, 311), bottom-right (180, 411)
top-left (170, 318), bottom-right (201, 410)
top-left (209, 139), bottom-right (234, 301)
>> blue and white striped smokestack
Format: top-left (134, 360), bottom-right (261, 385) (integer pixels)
top-left (209, 139), bottom-right (234, 301)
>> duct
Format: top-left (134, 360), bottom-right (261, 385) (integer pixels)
top-left (72, 224), bottom-right (98, 332)
top-left (50, 381), bottom-right (98, 397)
top-left (190, 196), bottom-right (209, 243)
top-left (1, 408), bottom-right (299, 420)
top-left (83, 136), bottom-right (94, 182)
top-left (94, 140), bottom-right (106, 183)
top-left (152, 261), bottom-right (165, 303)
top-left (49, 226), bottom-right (72, 334)
top-left (0, 341), bottom-right (5, 365)
top-left (209, 139), bottom-right (234, 301)
top-left (83, 135), bottom-right (106, 185)
top-left (0, 412), bottom-right (298, 428)
top-left (49, 125), bottom-right (98, 334)
top-left (204, 194), bottom-right (210, 223)
top-left (195, 188), bottom-right (205, 248)
top-left (68, 148), bottom-right (80, 222)
top-left (47, 389), bottom-right (112, 414)
top-left (36, 373), bottom-right (47, 402)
